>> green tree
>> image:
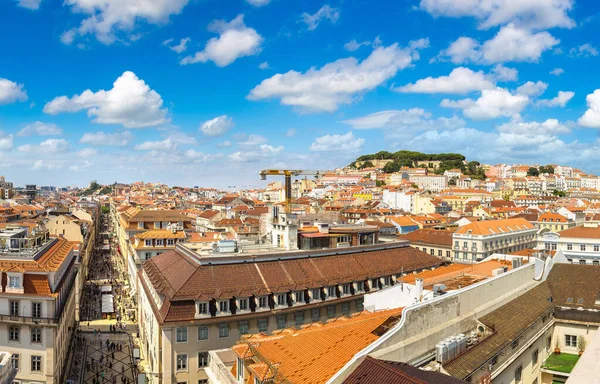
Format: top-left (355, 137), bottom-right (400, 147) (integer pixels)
top-left (359, 160), bottom-right (374, 169)
top-left (527, 167), bottom-right (540, 177)
top-left (375, 180), bottom-right (386, 187)
top-left (448, 177), bottom-right (457, 186)
top-left (552, 189), bottom-right (566, 197)
top-left (89, 180), bottom-right (101, 191)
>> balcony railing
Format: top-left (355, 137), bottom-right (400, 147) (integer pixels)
top-left (0, 314), bottom-right (57, 325)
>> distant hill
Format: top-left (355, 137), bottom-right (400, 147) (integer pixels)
top-left (350, 150), bottom-right (486, 180)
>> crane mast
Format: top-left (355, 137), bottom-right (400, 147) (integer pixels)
top-left (259, 169), bottom-right (326, 213)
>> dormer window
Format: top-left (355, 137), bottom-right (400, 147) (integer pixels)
top-left (8, 276), bottom-right (21, 289)
top-left (356, 281), bottom-right (365, 292)
top-left (219, 300), bottom-right (229, 313)
top-left (342, 283), bottom-right (351, 295)
top-left (154, 222), bottom-right (160, 229)
top-left (144, 240), bottom-right (152, 247)
top-left (138, 222), bottom-right (144, 229)
top-left (295, 290), bottom-right (305, 304)
top-left (167, 239), bottom-right (175, 246)
top-left (383, 276), bottom-right (392, 287)
top-left (197, 302), bottom-right (208, 315)
top-left (371, 278), bottom-right (379, 289)
top-left (156, 239), bottom-right (164, 247)
top-left (258, 296), bottom-right (268, 309)
top-left (277, 293), bottom-right (287, 307)
top-left (238, 298), bottom-right (248, 311)
top-left (327, 286), bottom-right (337, 298)
top-left (311, 288), bottom-right (321, 301)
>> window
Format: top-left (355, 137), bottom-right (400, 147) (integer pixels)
top-left (581, 244), bottom-right (586, 251)
top-left (438, 250), bottom-right (442, 257)
top-left (198, 381), bottom-right (208, 384)
top-left (144, 252), bottom-right (151, 259)
top-left (31, 356), bottom-right (42, 372)
top-left (342, 302), bottom-right (350, 315)
top-left (371, 278), bottom-right (379, 289)
top-left (430, 249), bottom-right (435, 256)
top-left (356, 281), bottom-right (365, 292)
top-left (546, 336), bottom-right (552, 350)
top-left (341, 283), bottom-right (350, 295)
top-left (422, 247), bottom-right (427, 254)
top-left (31, 327), bottom-right (42, 343)
top-left (276, 315), bottom-right (286, 329)
top-left (595, 245), bottom-right (599, 252)
top-left (579, 260), bottom-right (587, 265)
top-left (10, 301), bottom-right (19, 316)
top-left (258, 318), bottom-right (268, 332)
top-left (144, 239), bottom-right (152, 247)
top-left (327, 305), bottom-right (335, 319)
top-left (176, 354), bottom-right (187, 371)
top-left (565, 334), bottom-right (577, 348)
top-left (311, 308), bottom-right (320, 322)
top-left (328, 286), bottom-right (337, 298)
top-left (511, 339), bottom-right (519, 349)
top-left (176, 327), bottom-right (187, 343)
top-left (9, 326), bottom-right (19, 341)
top-left (8, 276), bottom-right (20, 288)
top-left (356, 300), bottom-right (364, 312)
top-left (277, 293), bottom-right (287, 306)
top-left (490, 356), bottom-right (497, 366)
top-left (198, 326), bottom-right (208, 340)
top-left (446, 251), bottom-right (450, 258)
top-left (32, 302), bottom-right (41, 319)
top-left (238, 298), bottom-right (248, 311)
top-left (11, 354), bottom-right (18, 370)
top-left (514, 365), bottom-right (522, 382)
top-left (197, 352), bottom-right (208, 368)
top-left (154, 222), bottom-right (160, 229)
top-left (383, 276), bottom-right (392, 287)
top-left (156, 239), bottom-right (164, 247)
top-left (295, 312), bottom-right (304, 327)
top-left (295, 290), bottom-right (305, 304)
top-left (238, 321), bottom-right (248, 335)
top-left (167, 239), bottom-right (175, 246)
top-left (138, 222), bottom-right (144, 229)
top-left (258, 296), bottom-right (268, 308)
top-left (567, 243), bottom-right (573, 250)
top-left (532, 349), bottom-right (539, 366)
top-left (218, 323), bottom-right (229, 338)
top-left (197, 302), bottom-right (208, 315)
top-left (219, 300), bottom-right (229, 313)
top-left (312, 288), bottom-right (321, 300)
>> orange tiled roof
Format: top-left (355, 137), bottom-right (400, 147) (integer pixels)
top-left (135, 229), bottom-right (187, 239)
top-left (0, 238), bottom-right (74, 273)
top-left (454, 218), bottom-right (534, 236)
top-left (235, 308), bottom-right (403, 384)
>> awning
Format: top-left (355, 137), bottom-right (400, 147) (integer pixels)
top-left (101, 285), bottom-right (112, 293)
top-left (102, 245), bottom-right (110, 250)
top-left (300, 233), bottom-right (329, 238)
top-left (102, 295), bottom-right (114, 313)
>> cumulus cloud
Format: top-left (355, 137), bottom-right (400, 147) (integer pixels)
top-left (310, 131), bottom-right (364, 151)
top-left (246, 0), bottom-right (270, 6)
top-left (229, 144), bottom-right (283, 162)
top-left (134, 138), bottom-right (177, 151)
top-left (286, 128), bottom-right (296, 137)
top-left (438, 24), bottom-right (559, 64)
top-left (419, 0), bottom-right (575, 30)
top-left (164, 37), bottom-right (190, 53)
top-left (491, 64), bottom-right (518, 82)
top-left (258, 61), bottom-right (270, 69)
top-left (32, 160), bottom-right (61, 170)
top-left (0, 78), bottom-right (28, 105)
top-left (18, 138), bottom-right (70, 153)
top-left (578, 90), bottom-right (600, 128)
top-left (248, 41), bottom-right (426, 112)
top-left (237, 134), bottom-right (268, 146)
top-left (537, 91), bottom-right (575, 107)
top-left (550, 68), bottom-right (565, 76)
top-left (343, 108), bottom-right (465, 131)
top-left (16, 0), bottom-right (42, 10)
top-left (77, 148), bottom-right (98, 157)
top-left (497, 118), bottom-right (570, 135)
top-left (0, 134), bottom-right (14, 150)
top-left (80, 131), bottom-right (132, 146)
top-left (396, 67), bottom-right (495, 94)
top-left (570, 43), bottom-right (599, 58)
top-left (60, 0), bottom-right (190, 45)
top-left (344, 39), bottom-right (371, 52)
top-left (43, 71), bottom-right (169, 128)
top-left (17, 122), bottom-right (62, 136)
top-left (69, 160), bottom-right (94, 172)
top-left (180, 15), bottom-right (262, 67)
top-left (200, 115), bottom-right (234, 136)
top-left (441, 87), bottom-right (529, 120)
top-left (301, 5), bottom-right (340, 31)
top-left (515, 81), bottom-right (548, 97)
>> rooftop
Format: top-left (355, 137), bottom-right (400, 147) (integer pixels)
top-left (454, 218), bottom-right (534, 236)
top-left (542, 352), bottom-right (580, 374)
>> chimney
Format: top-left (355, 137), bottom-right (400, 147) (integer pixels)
top-left (415, 278), bottom-right (424, 302)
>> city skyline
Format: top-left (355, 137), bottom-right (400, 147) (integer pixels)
top-left (1, 0), bottom-right (600, 187)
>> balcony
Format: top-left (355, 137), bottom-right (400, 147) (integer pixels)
top-left (542, 352), bottom-right (580, 374)
top-left (205, 349), bottom-right (238, 384)
top-left (0, 314), bottom-right (57, 325)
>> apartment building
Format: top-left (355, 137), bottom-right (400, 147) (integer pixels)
top-left (538, 223), bottom-right (600, 264)
top-left (534, 212), bottom-right (575, 233)
top-left (400, 229), bottom-right (454, 261)
top-left (0, 227), bottom-right (78, 384)
top-left (136, 242), bottom-right (444, 384)
top-left (410, 175), bottom-right (448, 192)
top-left (452, 218), bottom-right (537, 262)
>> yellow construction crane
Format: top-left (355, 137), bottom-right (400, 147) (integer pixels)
top-left (259, 169), bottom-right (326, 213)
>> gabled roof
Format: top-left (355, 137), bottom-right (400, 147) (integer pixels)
top-left (454, 218), bottom-right (534, 236)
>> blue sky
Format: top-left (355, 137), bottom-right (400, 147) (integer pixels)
top-left (1, 0), bottom-right (600, 188)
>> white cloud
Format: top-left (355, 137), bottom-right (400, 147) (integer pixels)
top-left (537, 91), bottom-right (575, 107)
top-left (200, 115), bottom-right (234, 136)
top-left (32, 160), bottom-right (62, 170)
top-left (17, 122), bottom-right (62, 136)
top-left (61, 0), bottom-right (190, 45)
top-left (439, 24), bottom-right (559, 64)
top-left (578, 90), bottom-right (600, 128)
top-left (570, 43), bottom-right (599, 57)
top-left (515, 81), bottom-right (548, 97)
top-left (258, 61), bottom-right (270, 69)
top-left (342, 108), bottom-right (465, 131)
top-left (69, 160), bottom-right (94, 171)
top-left (80, 131), bottom-right (132, 146)
top-left (419, 0), bottom-right (575, 30)
top-left (246, 0), bottom-right (270, 6)
top-left (310, 131), bottom-right (364, 151)
top-left (441, 87), bottom-right (529, 120)
top-left (164, 37), bottom-right (190, 53)
top-left (180, 15), bottom-right (262, 67)
top-left (491, 64), bottom-right (518, 82)
top-left (19, 138), bottom-right (70, 153)
top-left (396, 67), bottom-right (494, 94)
top-left (0, 134), bottom-right (14, 150)
top-left (77, 148), bottom-right (98, 157)
top-left (248, 42), bottom-right (425, 112)
top-left (229, 144), bottom-right (283, 162)
top-left (497, 118), bottom-right (570, 135)
top-left (286, 128), bottom-right (296, 137)
top-left (0, 78), bottom-right (28, 105)
top-left (43, 71), bottom-right (168, 128)
top-left (550, 68), bottom-right (564, 76)
top-left (238, 134), bottom-right (268, 146)
top-left (134, 138), bottom-right (177, 151)
top-left (301, 5), bottom-right (340, 31)
top-left (16, 0), bottom-right (42, 10)
top-left (344, 39), bottom-right (370, 52)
